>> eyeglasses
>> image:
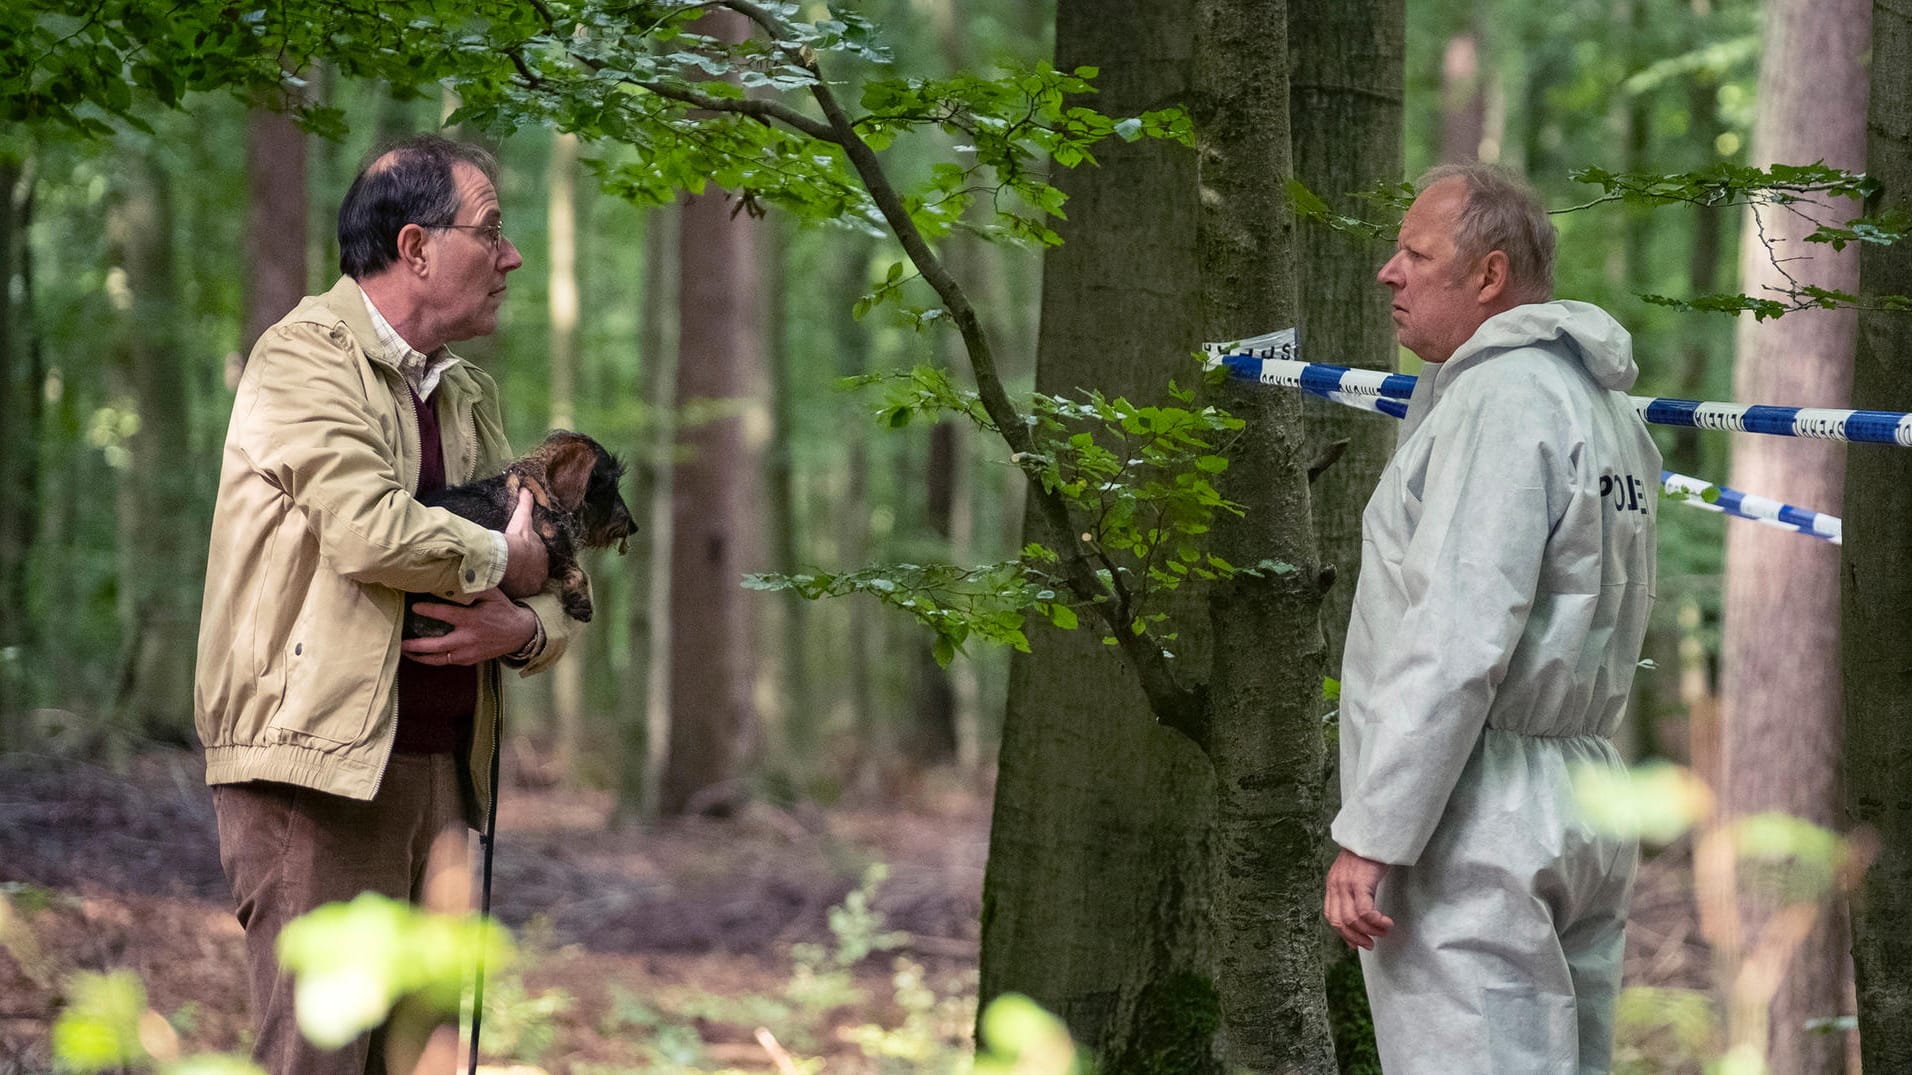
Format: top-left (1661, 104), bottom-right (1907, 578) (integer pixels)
top-left (431, 221), bottom-right (508, 249)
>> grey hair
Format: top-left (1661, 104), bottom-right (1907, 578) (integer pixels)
top-left (1417, 162), bottom-right (1556, 303)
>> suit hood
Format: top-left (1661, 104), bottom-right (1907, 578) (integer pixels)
top-left (1438, 300), bottom-right (1638, 392)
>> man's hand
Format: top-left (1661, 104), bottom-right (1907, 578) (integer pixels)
top-left (498, 488), bottom-right (549, 598)
top-left (1324, 847), bottom-right (1395, 950)
top-left (401, 588), bottom-right (536, 666)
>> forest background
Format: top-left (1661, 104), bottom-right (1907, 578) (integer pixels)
top-left (2, 0), bottom-right (1908, 1072)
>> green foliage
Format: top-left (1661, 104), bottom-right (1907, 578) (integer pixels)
top-left (473, 974), bottom-right (573, 1065)
top-left (50, 969), bottom-right (263, 1075)
top-left (13, 0), bottom-right (1187, 260)
top-left (52, 971), bottom-right (149, 1072)
top-left (1295, 162), bottom-right (1912, 320)
top-left (1573, 760), bottom-right (1715, 845)
top-left (1612, 986), bottom-right (1718, 1075)
top-left (753, 364), bottom-right (1263, 663)
top-left (1288, 177), bottom-right (1416, 242)
top-left (1, 0), bottom-right (330, 136)
top-left (746, 558), bottom-right (1042, 664)
top-left (274, 892), bottom-right (513, 1049)
top-left (1568, 162), bottom-right (1912, 317)
top-left (973, 994), bottom-right (1083, 1075)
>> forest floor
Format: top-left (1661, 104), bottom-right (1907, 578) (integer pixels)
top-left (0, 748), bottom-right (1714, 1074)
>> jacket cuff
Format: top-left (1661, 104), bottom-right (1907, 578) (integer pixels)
top-left (481, 531), bottom-right (510, 592)
top-left (510, 588), bottom-right (579, 676)
top-left (503, 607), bottom-right (546, 667)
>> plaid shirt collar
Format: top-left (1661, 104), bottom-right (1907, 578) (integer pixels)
top-left (360, 293), bottom-right (461, 400)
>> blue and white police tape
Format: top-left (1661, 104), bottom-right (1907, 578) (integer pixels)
top-left (1295, 383), bottom-right (1843, 544)
top-left (1208, 349), bottom-right (1912, 448)
top-left (1660, 473), bottom-right (1842, 544)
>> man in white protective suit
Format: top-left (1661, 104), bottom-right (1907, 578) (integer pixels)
top-left (1322, 162), bottom-right (1659, 1074)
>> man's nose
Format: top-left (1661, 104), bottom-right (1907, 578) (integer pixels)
top-left (499, 238), bottom-right (524, 273)
top-left (1376, 253), bottom-right (1404, 288)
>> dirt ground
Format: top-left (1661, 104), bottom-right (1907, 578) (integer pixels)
top-left (0, 749), bottom-right (1713, 1073)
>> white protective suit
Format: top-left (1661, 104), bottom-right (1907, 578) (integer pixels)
top-left (1332, 301), bottom-right (1660, 1074)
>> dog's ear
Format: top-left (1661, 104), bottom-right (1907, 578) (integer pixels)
top-left (545, 440), bottom-right (597, 511)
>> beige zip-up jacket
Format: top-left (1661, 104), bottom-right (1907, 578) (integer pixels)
top-left (195, 276), bottom-right (577, 829)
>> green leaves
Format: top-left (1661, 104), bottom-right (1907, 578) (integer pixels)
top-left (1565, 162), bottom-right (1912, 317)
top-left (276, 893), bottom-right (513, 1050)
top-left (778, 362), bottom-right (1262, 663)
top-left (51, 971), bottom-right (150, 1072)
top-left (1023, 381), bottom-right (1247, 613)
top-left (747, 559), bottom-right (1047, 666)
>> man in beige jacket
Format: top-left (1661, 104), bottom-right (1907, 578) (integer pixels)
top-left (195, 135), bottom-right (583, 1075)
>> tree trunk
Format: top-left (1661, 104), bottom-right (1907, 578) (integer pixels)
top-left (243, 105), bottom-right (307, 357)
top-left (1288, 0), bottom-right (1403, 1063)
top-left (616, 206), bottom-right (677, 826)
top-left (0, 156), bottom-right (20, 739)
top-left (661, 22), bottom-right (768, 813)
top-left (107, 145), bottom-right (197, 744)
top-left (1718, 0), bottom-right (1868, 1068)
top-left (1288, 0), bottom-right (1403, 698)
top-left (761, 218), bottom-right (818, 773)
top-left (547, 131), bottom-right (585, 782)
top-left (979, 2), bottom-right (1224, 1070)
top-left (1439, 30), bottom-right (1487, 164)
top-left (1846, 0), bottom-right (1912, 1065)
top-left (1195, 0), bottom-right (1337, 1069)
top-left (7, 169), bottom-right (46, 738)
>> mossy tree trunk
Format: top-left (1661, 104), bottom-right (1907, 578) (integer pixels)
top-left (1288, 0), bottom-right (1404, 680)
top-left (979, 2), bottom-right (1224, 1070)
top-left (981, 1), bottom-right (1341, 1070)
top-left (1194, 0), bottom-right (1337, 1068)
top-left (1846, 0), bottom-right (1912, 1064)
top-left (1288, 0), bottom-right (1402, 1066)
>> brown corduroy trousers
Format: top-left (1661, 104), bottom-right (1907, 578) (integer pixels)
top-left (213, 752), bottom-right (467, 1075)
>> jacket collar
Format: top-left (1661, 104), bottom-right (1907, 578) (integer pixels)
top-left (316, 276), bottom-right (478, 401)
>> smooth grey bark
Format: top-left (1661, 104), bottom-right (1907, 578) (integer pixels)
top-left (1846, 0), bottom-right (1912, 1064)
top-left (1194, 0), bottom-right (1337, 1068)
top-left (1288, 0), bottom-right (1403, 690)
top-left (1288, 0), bottom-right (1402, 1064)
top-left (979, 2), bottom-right (1224, 1070)
top-left (657, 10), bottom-right (768, 817)
top-left (1718, 0), bottom-right (1868, 1067)
top-left (661, 176), bottom-right (767, 814)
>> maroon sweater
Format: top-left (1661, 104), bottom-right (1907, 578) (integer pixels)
top-left (393, 387), bottom-right (478, 754)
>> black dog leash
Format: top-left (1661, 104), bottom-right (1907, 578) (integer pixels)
top-left (468, 717), bottom-right (501, 1075)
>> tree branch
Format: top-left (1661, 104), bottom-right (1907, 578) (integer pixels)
top-left (723, 4), bottom-right (1206, 735)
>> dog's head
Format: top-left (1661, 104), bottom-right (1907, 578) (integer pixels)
top-left (537, 431), bottom-right (637, 552)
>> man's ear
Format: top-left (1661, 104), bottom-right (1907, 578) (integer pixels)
top-left (1476, 250), bottom-right (1511, 305)
top-left (394, 224), bottom-right (431, 275)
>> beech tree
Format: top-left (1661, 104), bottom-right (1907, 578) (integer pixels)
top-left (1716, 0), bottom-right (1868, 1066)
top-left (1845, 0), bottom-right (1912, 1064)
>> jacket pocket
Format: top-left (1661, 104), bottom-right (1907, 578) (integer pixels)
top-left (268, 573), bottom-right (395, 747)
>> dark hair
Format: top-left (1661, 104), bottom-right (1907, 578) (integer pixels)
top-left (1417, 162), bottom-right (1557, 303)
top-left (337, 135), bottom-right (499, 278)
